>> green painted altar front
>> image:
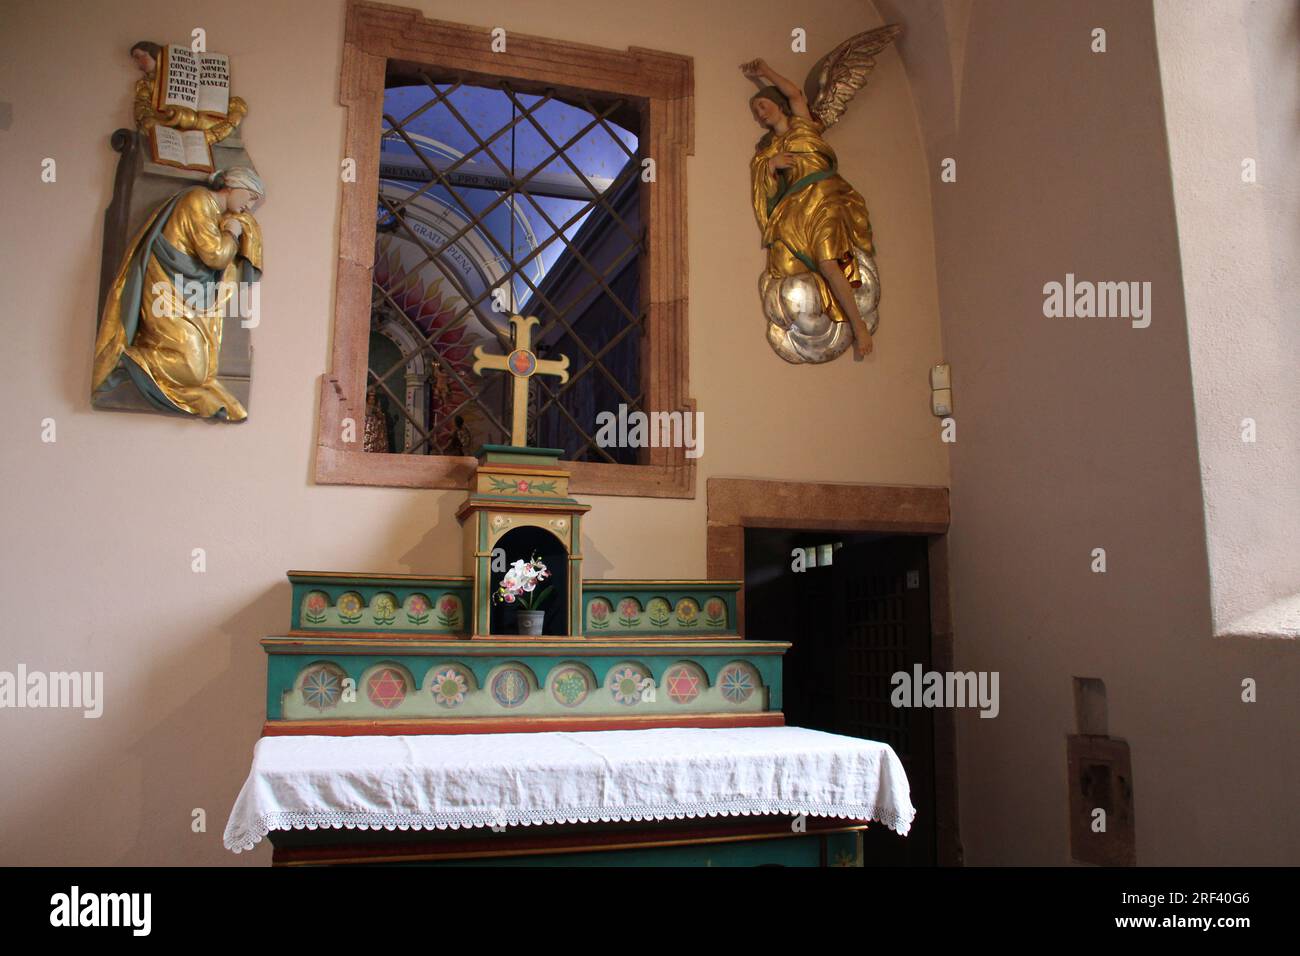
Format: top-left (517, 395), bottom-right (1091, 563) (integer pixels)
top-left (257, 444), bottom-right (868, 865)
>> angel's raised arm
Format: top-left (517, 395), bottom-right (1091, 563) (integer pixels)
top-left (740, 58), bottom-right (814, 122)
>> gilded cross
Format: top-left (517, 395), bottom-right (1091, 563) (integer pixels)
top-left (472, 315), bottom-right (570, 447)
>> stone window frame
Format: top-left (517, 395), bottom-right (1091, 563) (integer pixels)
top-left (315, 1), bottom-right (696, 498)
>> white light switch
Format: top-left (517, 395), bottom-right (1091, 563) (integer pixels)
top-left (930, 363), bottom-right (951, 390)
top-left (931, 388), bottom-right (953, 417)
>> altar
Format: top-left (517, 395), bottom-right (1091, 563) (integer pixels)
top-left (223, 316), bottom-right (915, 865)
top-left (225, 726), bottom-right (913, 865)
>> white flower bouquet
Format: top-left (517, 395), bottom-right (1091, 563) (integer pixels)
top-left (493, 554), bottom-right (555, 611)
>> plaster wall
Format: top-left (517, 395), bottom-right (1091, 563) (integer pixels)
top-left (0, 0), bottom-right (946, 864)
top-left (914, 0), bottom-right (1299, 864)
top-left (1153, 0), bottom-right (1300, 636)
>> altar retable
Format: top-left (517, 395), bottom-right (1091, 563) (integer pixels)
top-left (223, 317), bottom-right (915, 865)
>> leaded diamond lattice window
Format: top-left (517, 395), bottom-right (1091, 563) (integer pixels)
top-left (365, 66), bottom-right (644, 465)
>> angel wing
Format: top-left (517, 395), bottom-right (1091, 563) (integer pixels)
top-left (806, 24), bottom-right (903, 132)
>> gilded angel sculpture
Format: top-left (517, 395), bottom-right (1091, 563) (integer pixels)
top-left (742, 24), bottom-right (901, 363)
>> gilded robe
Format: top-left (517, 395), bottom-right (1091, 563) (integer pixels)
top-left (92, 186), bottom-right (261, 420)
top-left (750, 116), bottom-right (874, 324)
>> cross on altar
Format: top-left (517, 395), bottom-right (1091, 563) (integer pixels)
top-left (472, 314), bottom-right (570, 447)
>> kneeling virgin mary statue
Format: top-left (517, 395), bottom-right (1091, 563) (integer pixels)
top-left (92, 166), bottom-right (265, 421)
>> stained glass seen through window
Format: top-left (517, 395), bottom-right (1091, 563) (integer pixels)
top-left (366, 69), bottom-right (643, 463)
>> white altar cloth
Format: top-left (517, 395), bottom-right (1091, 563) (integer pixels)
top-left (223, 725), bottom-right (916, 852)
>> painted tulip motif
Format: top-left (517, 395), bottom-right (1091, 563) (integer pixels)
top-left (372, 593), bottom-right (397, 625)
top-left (406, 594), bottom-right (431, 626)
top-left (646, 597), bottom-right (671, 628)
top-left (588, 600), bottom-right (611, 629)
top-left (675, 599), bottom-right (699, 627)
top-left (617, 598), bottom-right (642, 628)
top-left (303, 592), bottom-right (328, 626)
top-left (337, 592), bottom-right (364, 624)
top-left (704, 598), bottom-right (727, 628)
top-left (436, 595), bottom-right (461, 628)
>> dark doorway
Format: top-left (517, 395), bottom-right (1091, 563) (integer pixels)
top-left (745, 529), bottom-right (937, 866)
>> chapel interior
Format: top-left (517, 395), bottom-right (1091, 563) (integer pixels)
top-left (1, 0), bottom-right (1296, 868)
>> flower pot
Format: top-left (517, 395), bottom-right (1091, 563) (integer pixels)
top-left (517, 610), bottom-right (545, 636)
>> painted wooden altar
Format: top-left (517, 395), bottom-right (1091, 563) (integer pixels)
top-left (220, 314), bottom-right (907, 865)
top-left (267, 443), bottom-right (780, 735)
top-left (241, 439), bottom-right (882, 865)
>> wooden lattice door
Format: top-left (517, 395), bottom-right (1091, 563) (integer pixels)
top-left (831, 536), bottom-right (936, 866)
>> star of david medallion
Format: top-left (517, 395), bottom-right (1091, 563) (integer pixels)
top-left (664, 665), bottom-right (702, 704)
top-left (366, 667), bottom-right (407, 709)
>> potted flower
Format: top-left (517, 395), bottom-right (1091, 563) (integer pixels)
top-left (493, 554), bottom-right (554, 635)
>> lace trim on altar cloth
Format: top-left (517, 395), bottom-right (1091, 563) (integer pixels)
top-left (224, 800), bottom-right (916, 853)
